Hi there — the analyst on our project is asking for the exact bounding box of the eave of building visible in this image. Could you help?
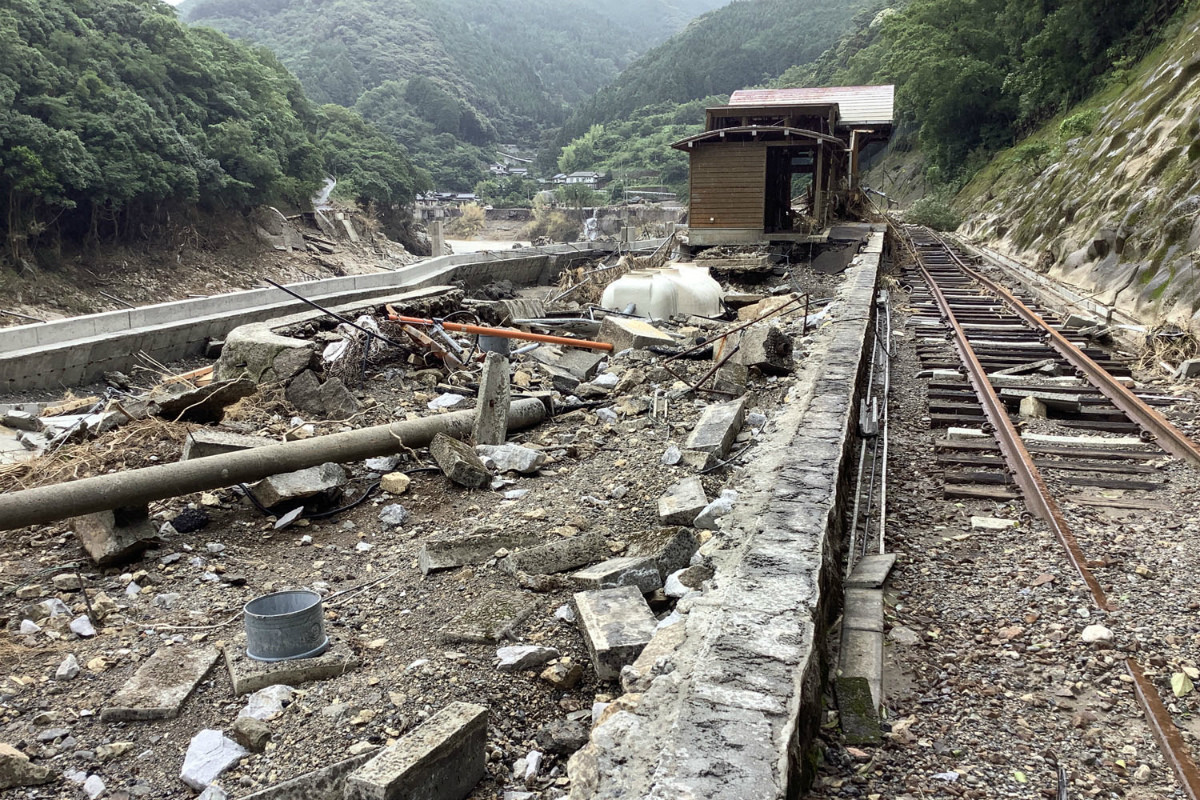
[669,126,845,151]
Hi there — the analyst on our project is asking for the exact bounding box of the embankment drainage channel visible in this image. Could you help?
[568,232,885,799]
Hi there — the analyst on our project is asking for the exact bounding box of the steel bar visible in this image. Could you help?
[263,279,410,350]
[0,399,548,531]
[388,311,613,352]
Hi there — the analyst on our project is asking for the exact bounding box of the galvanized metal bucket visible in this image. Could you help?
[477,334,511,357]
[243,590,329,662]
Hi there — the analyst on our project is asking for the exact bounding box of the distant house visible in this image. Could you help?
[508,167,530,177]
[671,84,895,245]
[564,171,605,189]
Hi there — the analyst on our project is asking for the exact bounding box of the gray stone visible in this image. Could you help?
[286,370,359,419]
[887,626,921,646]
[538,363,582,393]
[472,353,510,446]
[55,654,80,681]
[83,774,106,799]
[1019,395,1048,419]
[215,324,315,384]
[713,362,749,395]
[529,346,604,381]
[684,397,748,457]
[2,410,40,432]
[239,752,378,799]
[657,478,708,525]
[663,564,713,598]
[535,718,589,755]
[846,553,896,589]
[247,463,348,508]
[69,616,96,638]
[182,430,276,461]
[843,588,883,634]
[0,743,52,789]
[496,646,560,672]
[71,505,157,566]
[419,530,542,574]
[574,586,657,681]
[597,317,674,352]
[151,379,257,424]
[729,324,793,374]
[441,590,538,644]
[620,617,688,693]
[476,443,545,474]
[238,685,294,721]
[1177,358,1200,380]
[378,504,410,527]
[179,729,248,791]
[571,557,662,593]
[693,489,737,530]
[502,531,608,576]
[344,702,487,800]
[430,433,490,489]
[232,716,271,753]
[102,646,220,722]
[51,573,82,591]
[661,445,682,466]
[223,636,360,696]
[364,455,402,473]
[318,376,361,419]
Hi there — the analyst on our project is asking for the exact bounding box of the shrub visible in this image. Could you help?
[523,208,580,242]
[446,204,485,237]
[904,192,963,231]
[1059,109,1101,140]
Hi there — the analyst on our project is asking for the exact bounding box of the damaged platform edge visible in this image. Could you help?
[567,232,884,800]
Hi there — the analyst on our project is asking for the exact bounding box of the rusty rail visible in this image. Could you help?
[903,225,1200,800]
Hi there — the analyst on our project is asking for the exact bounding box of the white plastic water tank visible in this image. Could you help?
[600,264,722,318]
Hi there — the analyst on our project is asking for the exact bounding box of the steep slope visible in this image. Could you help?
[958,7,1200,330]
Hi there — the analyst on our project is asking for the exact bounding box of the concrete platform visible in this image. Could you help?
[224,635,360,696]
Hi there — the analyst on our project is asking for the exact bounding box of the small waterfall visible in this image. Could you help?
[313,177,337,210]
[584,216,600,241]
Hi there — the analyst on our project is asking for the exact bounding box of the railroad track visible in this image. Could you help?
[898,225,1200,799]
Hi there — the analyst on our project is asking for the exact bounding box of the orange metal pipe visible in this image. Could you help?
[386,312,613,352]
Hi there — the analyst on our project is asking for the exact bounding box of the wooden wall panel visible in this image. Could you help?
[688,142,766,229]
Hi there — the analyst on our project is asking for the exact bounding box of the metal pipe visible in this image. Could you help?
[0,399,547,531]
[388,311,613,352]
[879,290,892,555]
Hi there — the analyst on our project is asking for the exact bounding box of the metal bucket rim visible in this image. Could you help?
[243,589,323,621]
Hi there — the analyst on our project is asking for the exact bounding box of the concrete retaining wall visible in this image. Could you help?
[568,234,883,799]
[0,242,661,393]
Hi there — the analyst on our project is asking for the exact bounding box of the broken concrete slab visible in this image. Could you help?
[1,410,40,432]
[180,729,248,791]
[736,294,799,322]
[247,463,348,508]
[839,626,882,711]
[419,529,543,574]
[998,388,1083,412]
[684,396,748,458]
[476,443,545,474]
[657,477,708,525]
[1019,395,1048,419]
[441,590,538,644]
[728,324,793,374]
[496,646,560,672]
[574,586,657,681]
[970,516,1019,530]
[620,618,687,694]
[182,430,277,461]
[597,317,674,352]
[101,646,220,722]
[843,588,884,634]
[224,635,361,696]
[473,353,511,446]
[1177,358,1200,380]
[71,506,157,566]
[430,433,490,489]
[344,702,487,800]
[571,556,663,593]
[529,346,604,381]
[502,531,608,576]
[846,553,896,589]
[150,379,257,424]
[625,527,699,580]
[240,751,378,800]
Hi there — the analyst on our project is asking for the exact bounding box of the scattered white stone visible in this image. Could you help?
[355,541,373,553]
[55,654,80,681]
[83,774,105,799]
[380,472,411,495]
[299,535,313,546]
[476,444,547,474]
[153,593,181,609]
[427,393,466,411]
[888,626,921,646]
[19,619,41,635]
[932,771,960,783]
[378,504,409,527]
[496,646,560,672]
[746,411,768,429]
[503,489,529,501]
[197,784,229,800]
[35,598,71,618]
[125,582,141,597]
[406,659,430,672]
[65,769,88,784]
[364,455,401,473]
[179,729,248,791]
[69,616,97,638]
[554,604,575,623]
[206,542,226,554]
[1082,624,1113,644]
[238,684,295,721]
[595,408,618,424]
[693,489,737,530]
[503,792,537,800]
[663,570,691,599]
[661,445,682,466]
[524,750,543,783]
[592,372,620,388]
[591,702,610,725]
[970,516,1018,530]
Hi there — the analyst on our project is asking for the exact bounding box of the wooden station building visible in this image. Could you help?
[671,85,895,246]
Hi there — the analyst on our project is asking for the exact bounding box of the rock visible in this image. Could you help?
[214,323,314,384]
[153,592,181,609]
[419,529,542,574]
[0,742,52,789]
[1082,624,1113,643]
[238,684,294,721]
[529,346,604,381]
[540,660,583,690]
[378,504,410,527]
[657,477,708,525]
[693,489,737,530]
[888,626,921,646]
[427,393,467,411]
[573,586,657,681]
[476,443,546,474]
[71,505,157,566]
[55,654,80,681]
[70,616,97,638]
[83,774,106,799]
[1,409,40,432]
[318,376,361,419]
[172,507,210,533]
[150,379,257,424]
[472,352,511,446]
[286,370,360,419]
[95,741,133,761]
[661,445,682,466]
[571,557,663,593]
[18,620,40,635]
[1019,395,1048,419]
[430,433,490,489]
[501,531,609,576]
[247,462,348,508]
[663,565,713,598]
[496,645,561,672]
[597,317,674,352]
[179,729,248,791]
[365,455,402,473]
[232,716,271,753]
[728,324,793,374]
[51,573,83,591]
[535,719,589,755]
[25,598,70,621]
[380,472,412,495]
[197,786,229,800]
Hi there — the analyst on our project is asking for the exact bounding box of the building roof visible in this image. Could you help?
[727,85,895,127]
[670,125,845,151]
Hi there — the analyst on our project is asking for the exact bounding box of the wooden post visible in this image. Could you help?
[814,145,826,228]
[849,130,862,191]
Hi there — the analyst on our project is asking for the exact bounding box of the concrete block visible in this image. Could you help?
[846,554,896,589]
[101,646,219,721]
[684,396,748,457]
[503,531,608,576]
[1177,358,1200,380]
[838,626,882,710]
[843,588,883,633]
[345,702,487,800]
[571,556,663,593]
[970,516,1019,530]
[224,635,360,696]
[71,505,157,566]
[597,317,674,352]
[529,346,604,381]
[441,590,538,643]
[728,324,793,374]
[625,527,699,579]
[419,530,542,574]
[1,409,40,432]
[215,323,314,384]
[1019,395,1048,419]
[472,352,510,446]
[574,586,657,681]
[430,433,490,489]
[657,477,708,525]
[182,430,276,461]
[246,463,348,508]
[240,751,379,800]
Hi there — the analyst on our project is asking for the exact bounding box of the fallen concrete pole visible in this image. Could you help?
[0,398,547,531]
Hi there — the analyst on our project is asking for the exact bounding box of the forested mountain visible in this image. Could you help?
[0,0,424,265]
